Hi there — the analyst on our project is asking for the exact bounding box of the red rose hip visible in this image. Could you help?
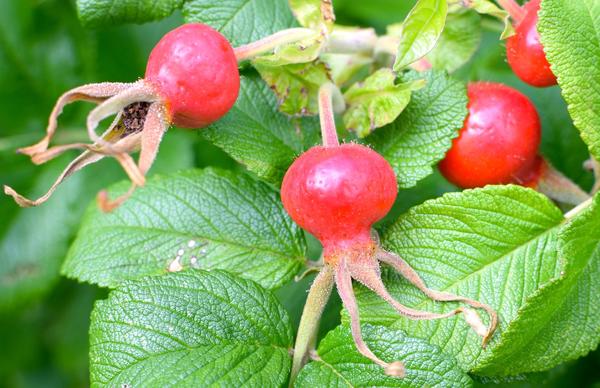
[506,0,557,87]
[439,82,542,188]
[282,143,497,377]
[5,23,240,211]
[145,23,239,128]
[281,143,397,256]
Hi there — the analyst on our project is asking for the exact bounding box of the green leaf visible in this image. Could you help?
[0,133,193,312]
[367,70,466,188]
[343,69,425,138]
[77,0,298,47]
[473,194,600,376]
[320,53,373,88]
[466,0,514,39]
[393,0,448,71]
[0,1,194,311]
[202,73,320,185]
[539,0,600,161]
[288,0,335,30]
[89,270,293,387]
[254,61,331,116]
[183,0,298,47]
[348,185,565,372]
[0,158,88,311]
[76,0,183,27]
[63,168,306,290]
[427,9,482,73]
[252,31,325,66]
[295,324,473,387]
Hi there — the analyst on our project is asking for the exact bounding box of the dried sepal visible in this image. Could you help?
[18,82,133,158]
[4,150,104,207]
[376,249,498,345]
[86,81,162,153]
[334,256,405,377]
[96,103,170,212]
[6,80,170,212]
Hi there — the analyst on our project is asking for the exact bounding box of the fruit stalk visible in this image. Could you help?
[233,28,316,62]
[318,82,341,147]
[497,0,526,23]
[536,160,590,206]
[289,266,335,386]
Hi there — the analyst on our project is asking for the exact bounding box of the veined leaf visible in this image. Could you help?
[367,70,466,188]
[393,0,448,71]
[348,185,565,371]
[77,0,298,48]
[252,31,325,66]
[0,133,194,311]
[466,0,514,39]
[253,61,331,116]
[202,73,320,185]
[320,53,373,88]
[427,9,482,73]
[474,194,600,375]
[183,0,298,46]
[89,270,293,387]
[76,0,183,27]
[63,168,306,290]
[539,0,600,161]
[288,0,335,31]
[343,69,425,138]
[295,324,473,387]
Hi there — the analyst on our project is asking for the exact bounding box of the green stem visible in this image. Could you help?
[289,265,335,386]
[233,28,315,62]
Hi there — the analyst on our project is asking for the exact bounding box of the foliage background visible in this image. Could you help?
[0,0,598,387]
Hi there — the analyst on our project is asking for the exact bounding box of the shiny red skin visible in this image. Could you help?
[145,23,240,128]
[281,144,397,256]
[506,0,557,87]
[439,82,541,188]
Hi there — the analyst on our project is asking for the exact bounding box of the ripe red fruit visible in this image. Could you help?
[506,0,557,87]
[5,23,240,211]
[282,143,497,376]
[439,82,542,188]
[145,23,240,128]
[281,143,397,257]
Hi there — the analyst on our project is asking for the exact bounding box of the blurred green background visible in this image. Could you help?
[0,0,597,387]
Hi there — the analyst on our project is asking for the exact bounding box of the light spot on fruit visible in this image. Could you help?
[188,240,196,248]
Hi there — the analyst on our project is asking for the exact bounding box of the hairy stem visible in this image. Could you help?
[536,160,590,206]
[233,28,315,62]
[318,83,341,147]
[497,0,526,24]
[289,265,335,386]
[564,196,594,220]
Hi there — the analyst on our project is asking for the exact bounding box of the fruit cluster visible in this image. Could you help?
[4,0,594,382]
